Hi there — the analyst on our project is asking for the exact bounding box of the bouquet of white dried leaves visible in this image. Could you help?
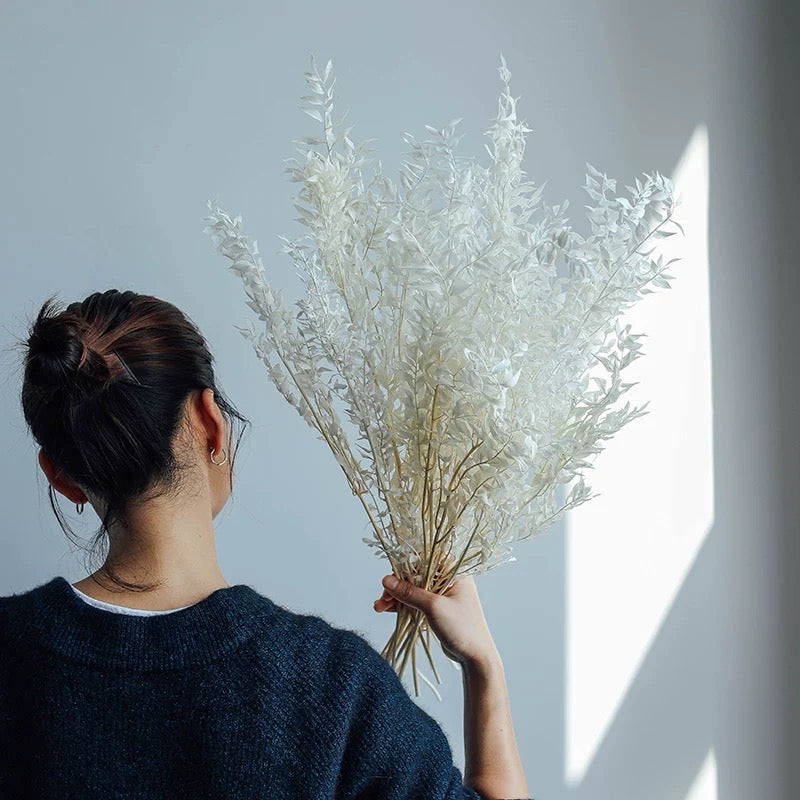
[204,54,684,698]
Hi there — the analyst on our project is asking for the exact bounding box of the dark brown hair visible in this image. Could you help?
[18,289,250,592]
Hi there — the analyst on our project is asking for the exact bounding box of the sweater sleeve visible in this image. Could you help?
[333,629,487,800]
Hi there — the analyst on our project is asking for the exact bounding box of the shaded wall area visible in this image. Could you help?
[766,2,800,799]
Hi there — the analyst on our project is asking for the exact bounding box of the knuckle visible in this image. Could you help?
[397,581,414,601]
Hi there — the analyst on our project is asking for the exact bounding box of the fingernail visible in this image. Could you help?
[384,575,399,590]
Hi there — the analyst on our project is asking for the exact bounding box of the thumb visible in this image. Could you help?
[382,574,435,614]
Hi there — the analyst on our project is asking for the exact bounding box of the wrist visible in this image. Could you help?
[461,644,503,678]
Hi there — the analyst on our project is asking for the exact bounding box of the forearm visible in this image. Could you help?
[461,645,530,800]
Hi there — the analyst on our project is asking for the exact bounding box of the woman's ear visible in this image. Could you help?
[198,387,227,458]
[38,449,86,504]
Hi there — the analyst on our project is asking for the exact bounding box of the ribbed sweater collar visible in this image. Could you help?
[13,576,276,671]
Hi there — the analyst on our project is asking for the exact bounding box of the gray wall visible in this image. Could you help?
[1,1,796,798]
[766,2,800,799]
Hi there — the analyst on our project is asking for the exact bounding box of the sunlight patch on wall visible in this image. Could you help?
[565,124,712,786]
[686,749,718,800]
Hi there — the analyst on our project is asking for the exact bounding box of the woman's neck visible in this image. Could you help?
[72,567,231,611]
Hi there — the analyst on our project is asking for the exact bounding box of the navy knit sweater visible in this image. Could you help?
[0,576,488,799]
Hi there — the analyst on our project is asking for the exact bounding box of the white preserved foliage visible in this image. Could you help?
[204,54,685,691]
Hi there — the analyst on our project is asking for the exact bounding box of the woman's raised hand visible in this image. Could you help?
[373,573,499,667]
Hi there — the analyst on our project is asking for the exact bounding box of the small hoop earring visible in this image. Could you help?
[210,447,228,466]
[76,502,85,515]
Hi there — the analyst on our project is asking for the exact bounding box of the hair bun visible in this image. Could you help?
[24,297,89,386]
[28,316,84,379]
